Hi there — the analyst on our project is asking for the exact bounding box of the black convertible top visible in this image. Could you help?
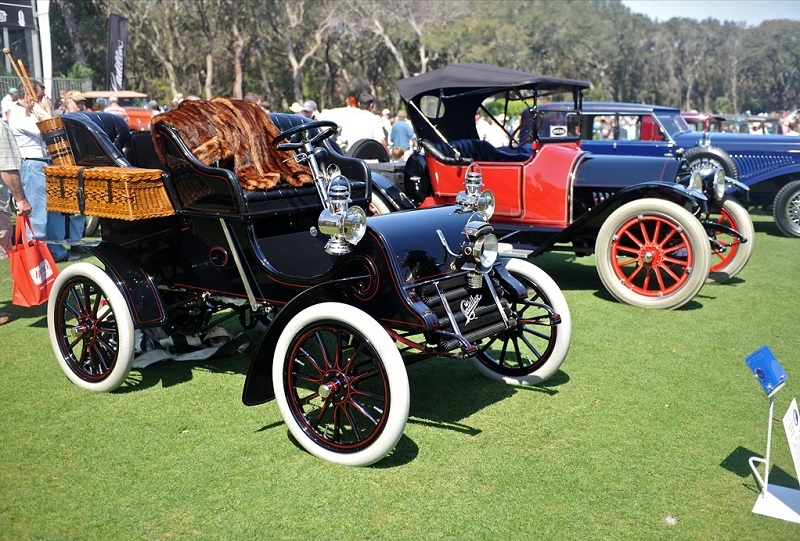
[396,63,590,101]
[396,63,589,142]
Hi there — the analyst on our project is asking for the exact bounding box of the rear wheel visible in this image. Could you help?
[595,198,710,309]
[47,263,135,392]
[773,180,800,238]
[273,303,409,466]
[471,259,571,385]
[369,191,393,215]
[706,197,754,282]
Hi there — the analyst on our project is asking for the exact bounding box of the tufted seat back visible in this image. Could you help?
[420,138,528,164]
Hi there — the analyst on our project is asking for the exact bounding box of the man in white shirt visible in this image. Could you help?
[1,87,18,122]
[8,87,82,262]
[339,93,388,152]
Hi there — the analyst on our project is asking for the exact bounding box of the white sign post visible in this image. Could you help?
[745,346,800,523]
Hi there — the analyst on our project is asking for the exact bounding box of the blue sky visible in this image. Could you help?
[621,0,800,25]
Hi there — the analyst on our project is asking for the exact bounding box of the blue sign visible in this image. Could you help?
[746,345,787,398]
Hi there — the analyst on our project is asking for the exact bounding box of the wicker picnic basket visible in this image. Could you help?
[45,165,175,220]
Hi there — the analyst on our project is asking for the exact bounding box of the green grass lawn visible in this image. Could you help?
[1,210,798,540]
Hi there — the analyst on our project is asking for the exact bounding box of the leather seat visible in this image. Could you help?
[421,138,527,163]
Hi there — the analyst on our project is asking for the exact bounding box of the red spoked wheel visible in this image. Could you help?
[595,199,710,309]
[706,197,754,282]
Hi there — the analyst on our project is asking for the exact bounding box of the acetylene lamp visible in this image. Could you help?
[459,219,499,289]
[456,163,496,219]
[318,175,367,255]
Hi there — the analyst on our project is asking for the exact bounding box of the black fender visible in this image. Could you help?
[241,276,362,406]
[370,171,416,211]
[88,242,168,327]
[581,181,707,224]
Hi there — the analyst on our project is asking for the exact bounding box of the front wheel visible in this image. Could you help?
[773,180,800,238]
[47,262,135,392]
[706,197,754,282]
[470,259,571,385]
[272,303,409,466]
[595,198,710,310]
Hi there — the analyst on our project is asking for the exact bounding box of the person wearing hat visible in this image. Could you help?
[290,101,303,114]
[301,100,318,120]
[1,87,18,123]
[64,90,87,113]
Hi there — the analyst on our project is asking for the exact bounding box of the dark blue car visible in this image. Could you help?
[539,101,800,237]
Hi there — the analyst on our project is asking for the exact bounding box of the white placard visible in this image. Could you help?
[782,398,800,487]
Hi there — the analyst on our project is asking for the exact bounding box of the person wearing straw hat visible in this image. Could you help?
[63,90,87,113]
[1,87,18,122]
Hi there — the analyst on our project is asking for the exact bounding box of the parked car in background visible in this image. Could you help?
[682,111,782,135]
[546,101,800,237]
[81,90,155,131]
[380,63,734,310]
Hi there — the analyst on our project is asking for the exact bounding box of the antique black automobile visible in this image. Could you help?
[45,102,571,466]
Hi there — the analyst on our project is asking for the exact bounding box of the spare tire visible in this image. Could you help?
[402,152,431,206]
[683,145,739,181]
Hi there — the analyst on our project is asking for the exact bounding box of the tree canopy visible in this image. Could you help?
[45,0,800,114]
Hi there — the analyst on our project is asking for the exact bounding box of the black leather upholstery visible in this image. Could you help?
[421,138,528,164]
[60,112,132,167]
[151,113,370,217]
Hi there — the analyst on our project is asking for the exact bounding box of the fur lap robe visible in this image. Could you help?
[151,98,312,190]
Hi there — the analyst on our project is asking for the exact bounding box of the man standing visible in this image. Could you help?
[339,93,388,152]
[2,87,18,122]
[0,116,32,324]
[7,86,78,263]
[390,109,416,160]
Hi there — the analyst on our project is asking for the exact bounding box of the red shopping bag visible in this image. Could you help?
[9,215,60,307]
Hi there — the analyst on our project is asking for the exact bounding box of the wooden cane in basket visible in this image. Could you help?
[4,48,70,164]
[2,48,36,101]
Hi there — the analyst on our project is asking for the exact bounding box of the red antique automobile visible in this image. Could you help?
[383,64,724,310]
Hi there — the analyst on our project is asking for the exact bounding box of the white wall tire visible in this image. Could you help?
[47,262,135,392]
[595,198,710,310]
[470,259,571,386]
[369,192,394,215]
[272,302,409,466]
[707,197,754,283]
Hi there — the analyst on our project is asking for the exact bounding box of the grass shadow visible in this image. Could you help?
[750,210,784,238]
[0,300,48,328]
[117,345,252,393]
[720,445,798,494]
[406,356,567,432]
